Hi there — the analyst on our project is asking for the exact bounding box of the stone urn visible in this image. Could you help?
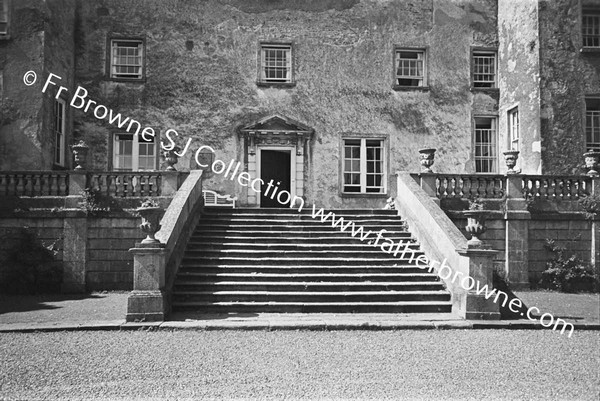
[583,150,600,177]
[136,199,163,245]
[418,148,436,173]
[71,140,90,170]
[163,146,181,171]
[503,150,520,174]
[464,210,487,248]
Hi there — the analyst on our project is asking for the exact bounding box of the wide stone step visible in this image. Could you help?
[185,243,418,251]
[187,236,416,245]
[199,216,405,223]
[183,249,421,259]
[171,301,452,313]
[173,281,445,292]
[173,290,451,303]
[191,231,411,239]
[196,224,408,232]
[176,272,440,282]
[180,256,425,266]
[203,208,398,216]
[178,265,429,274]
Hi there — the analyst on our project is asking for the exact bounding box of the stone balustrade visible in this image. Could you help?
[0,171,70,196]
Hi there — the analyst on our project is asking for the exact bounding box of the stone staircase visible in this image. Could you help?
[171,208,452,313]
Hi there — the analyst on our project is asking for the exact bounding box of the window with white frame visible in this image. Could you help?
[508,107,519,152]
[395,49,426,87]
[582,10,600,48]
[0,0,8,35]
[474,117,498,173]
[343,138,386,194]
[113,133,156,171]
[586,98,600,151]
[259,44,292,84]
[54,98,66,166]
[110,39,144,80]
[472,51,497,88]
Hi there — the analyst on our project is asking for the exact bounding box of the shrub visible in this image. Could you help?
[578,193,600,220]
[79,188,110,216]
[0,228,62,294]
[538,239,599,293]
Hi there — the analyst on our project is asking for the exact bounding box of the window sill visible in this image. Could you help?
[392,85,429,92]
[470,87,499,96]
[106,77,146,83]
[581,47,600,54]
[0,34,11,40]
[256,81,296,88]
[340,193,388,198]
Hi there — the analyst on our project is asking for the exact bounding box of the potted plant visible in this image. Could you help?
[136,198,163,245]
[464,197,487,248]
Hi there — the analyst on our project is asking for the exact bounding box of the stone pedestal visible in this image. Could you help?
[457,248,500,320]
[419,173,440,206]
[160,171,179,196]
[504,174,531,289]
[126,245,167,322]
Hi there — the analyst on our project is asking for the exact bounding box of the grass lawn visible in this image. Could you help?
[514,290,600,321]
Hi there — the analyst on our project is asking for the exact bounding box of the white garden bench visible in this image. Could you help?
[202,189,237,208]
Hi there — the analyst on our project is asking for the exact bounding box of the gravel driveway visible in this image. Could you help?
[1,330,598,400]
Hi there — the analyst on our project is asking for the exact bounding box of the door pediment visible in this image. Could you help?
[238,115,314,155]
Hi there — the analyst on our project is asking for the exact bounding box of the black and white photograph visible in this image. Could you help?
[0,0,599,399]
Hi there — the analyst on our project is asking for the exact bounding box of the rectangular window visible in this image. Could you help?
[54,98,66,166]
[472,51,497,88]
[582,11,600,48]
[474,117,498,173]
[395,49,426,87]
[343,138,386,194]
[508,107,519,151]
[0,0,8,35]
[110,39,144,80]
[586,99,600,151]
[259,44,292,84]
[113,133,156,171]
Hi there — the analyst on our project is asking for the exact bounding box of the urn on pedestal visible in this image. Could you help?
[163,146,181,171]
[583,150,600,177]
[136,198,163,245]
[418,148,436,173]
[71,141,90,170]
[503,150,520,174]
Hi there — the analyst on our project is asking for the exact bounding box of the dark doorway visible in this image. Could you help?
[260,149,291,208]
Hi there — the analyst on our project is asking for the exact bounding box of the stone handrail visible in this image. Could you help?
[522,175,591,200]
[126,170,204,321]
[396,171,499,320]
[156,169,204,288]
[0,171,70,196]
[436,174,505,199]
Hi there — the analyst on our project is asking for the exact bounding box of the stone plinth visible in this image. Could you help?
[126,244,167,322]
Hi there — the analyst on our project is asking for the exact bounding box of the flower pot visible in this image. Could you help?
[71,141,90,170]
[583,150,600,177]
[163,146,181,171]
[503,150,520,174]
[464,210,487,248]
[418,148,436,173]
[136,206,163,244]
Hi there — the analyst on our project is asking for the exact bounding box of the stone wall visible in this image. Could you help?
[72,0,498,208]
[0,0,75,170]
[449,210,596,287]
[498,0,541,174]
[0,208,155,292]
[538,0,600,174]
